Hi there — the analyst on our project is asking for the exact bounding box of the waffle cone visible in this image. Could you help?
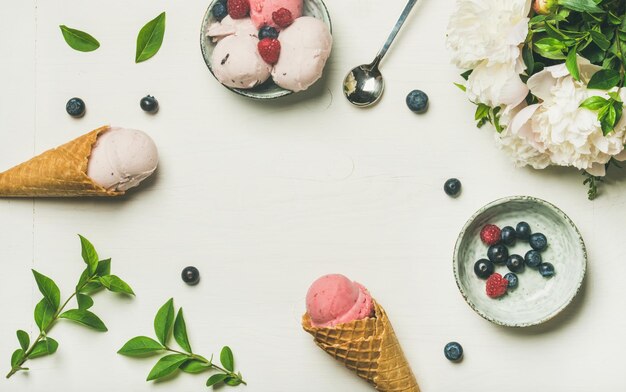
[0,126,123,197]
[302,300,419,392]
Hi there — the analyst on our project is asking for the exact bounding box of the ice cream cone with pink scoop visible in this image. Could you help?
[0,126,158,197]
[302,274,420,392]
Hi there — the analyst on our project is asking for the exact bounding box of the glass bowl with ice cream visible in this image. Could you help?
[200,0,332,99]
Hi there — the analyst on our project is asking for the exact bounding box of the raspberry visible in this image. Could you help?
[480,224,501,246]
[227,0,249,19]
[272,8,294,28]
[486,273,508,298]
[257,38,281,64]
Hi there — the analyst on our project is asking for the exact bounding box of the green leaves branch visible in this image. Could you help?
[118,298,246,388]
[6,235,134,379]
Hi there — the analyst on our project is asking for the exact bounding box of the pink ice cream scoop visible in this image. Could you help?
[249,0,303,29]
[306,274,374,328]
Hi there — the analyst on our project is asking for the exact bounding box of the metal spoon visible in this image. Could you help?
[343,0,419,107]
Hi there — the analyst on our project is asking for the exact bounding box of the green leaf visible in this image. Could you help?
[557,0,603,13]
[99,275,135,295]
[566,47,580,81]
[34,298,56,331]
[78,235,99,275]
[588,69,621,90]
[475,104,490,121]
[608,91,623,102]
[81,281,103,294]
[77,293,94,310]
[180,359,211,374]
[173,308,192,353]
[16,330,30,351]
[136,12,166,63]
[220,346,234,372]
[453,82,466,92]
[118,336,165,357]
[146,354,188,381]
[28,337,59,359]
[76,268,91,291]
[225,376,242,386]
[96,259,111,276]
[580,96,609,110]
[32,270,60,309]
[154,298,175,346]
[59,309,108,332]
[460,69,472,80]
[522,44,535,75]
[11,349,24,367]
[206,373,229,387]
[59,25,100,52]
[590,31,611,51]
[534,38,567,60]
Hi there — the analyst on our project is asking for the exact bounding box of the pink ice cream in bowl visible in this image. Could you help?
[306,274,374,327]
[200,0,332,99]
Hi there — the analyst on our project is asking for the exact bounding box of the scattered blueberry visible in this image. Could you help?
[529,233,548,251]
[515,222,531,241]
[539,263,555,277]
[181,266,200,285]
[487,244,509,264]
[524,250,542,268]
[212,1,228,20]
[500,226,516,246]
[504,272,518,288]
[444,342,463,361]
[406,90,429,113]
[444,178,461,197]
[506,254,525,273]
[259,26,279,40]
[140,95,159,113]
[66,97,86,118]
[474,259,495,279]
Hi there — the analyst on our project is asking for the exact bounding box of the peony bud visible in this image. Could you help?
[533,0,556,15]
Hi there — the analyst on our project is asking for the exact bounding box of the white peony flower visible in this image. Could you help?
[446,0,531,70]
[466,61,529,107]
[507,56,626,174]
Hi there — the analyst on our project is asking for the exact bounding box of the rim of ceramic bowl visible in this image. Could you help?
[199,0,332,100]
[452,195,587,328]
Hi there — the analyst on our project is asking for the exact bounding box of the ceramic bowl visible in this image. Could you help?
[453,196,587,327]
[200,0,332,99]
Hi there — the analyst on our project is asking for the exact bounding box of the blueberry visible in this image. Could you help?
[444,342,463,361]
[500,226,516,246]
[529,233,548,251]
[181,266,200,285]
[515,222,531,241]
[506,254,525,272]
[259,26,279,40]
[140,95,159,113]
[487,244,509,264]
[444,178,461,197]
[504,272,518,288]
[524,250,542,268]
[474,259,495,279]
[539,263,555,277]
[212,1,228,20]
[406,90,429,113]
[66,97,86,118]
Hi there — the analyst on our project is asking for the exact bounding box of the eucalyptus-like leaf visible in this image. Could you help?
[136,12,166,63]
[59,25,100,52]
[34,298,56,331]
[154,298,175,345]
[96,259,112,276]
[28,337,59,359]
[146,354,188,381]
[11,349,24,367]
[179,359,210,374]
[59,309,108,332]
[588,69,621,90]
[173,308,192,353]
[220,346,234,372]
[99,275,135,296]
[32,270,60,309]
[206,373,229,387]
[118,336,165,357]
[16,330,30,351]
[79,235,99,275]
[77,293,94,310]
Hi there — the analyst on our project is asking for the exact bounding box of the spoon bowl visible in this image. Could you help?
[343,63,384,107]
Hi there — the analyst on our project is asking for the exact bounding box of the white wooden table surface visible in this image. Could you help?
[1,0,626,391]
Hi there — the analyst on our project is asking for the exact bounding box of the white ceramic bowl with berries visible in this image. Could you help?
[200,0,332,99]
[453,196,587,327]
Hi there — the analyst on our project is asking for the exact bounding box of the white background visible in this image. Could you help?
[1,0,626,391]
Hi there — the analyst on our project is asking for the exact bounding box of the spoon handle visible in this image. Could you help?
[374,0,419,65]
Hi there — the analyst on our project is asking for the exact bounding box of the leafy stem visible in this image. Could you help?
[164,347,247,385]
